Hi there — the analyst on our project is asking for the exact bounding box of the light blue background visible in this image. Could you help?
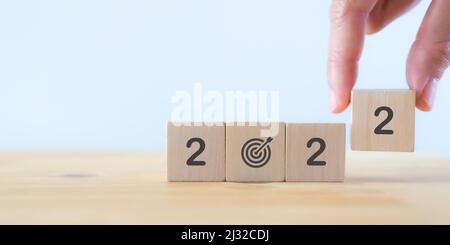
[0,0,448,154]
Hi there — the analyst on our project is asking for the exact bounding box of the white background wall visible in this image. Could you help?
[0,0,448,154]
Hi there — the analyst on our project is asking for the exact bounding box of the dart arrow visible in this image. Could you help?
[255,137,273,154]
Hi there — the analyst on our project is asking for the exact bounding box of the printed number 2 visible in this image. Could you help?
[307,138,326,166]
[186,137,206,166]
[374,106,394,135]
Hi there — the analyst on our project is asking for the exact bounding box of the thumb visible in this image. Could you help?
[406,0,450,111]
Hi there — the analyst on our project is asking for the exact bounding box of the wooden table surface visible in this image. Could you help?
[0,151,449,224]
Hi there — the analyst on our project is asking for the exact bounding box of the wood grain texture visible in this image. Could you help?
[1,151,450,224]
[351,90,415,152]
[167,122,225,181]
[226,123,285,182]
[286,123,345,182]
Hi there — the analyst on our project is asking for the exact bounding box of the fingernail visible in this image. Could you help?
[329,90,338,112]
[422,80,438,109]
[410,71,430,94]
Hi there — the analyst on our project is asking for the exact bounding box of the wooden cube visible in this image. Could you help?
[351,90,415,152]
[226,122,286,182]
[167,122,225,181]
[286,123,346,182]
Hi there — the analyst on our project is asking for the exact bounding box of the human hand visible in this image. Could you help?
[328,0,450,113]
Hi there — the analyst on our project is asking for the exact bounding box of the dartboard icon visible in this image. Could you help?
[241,137,273,168]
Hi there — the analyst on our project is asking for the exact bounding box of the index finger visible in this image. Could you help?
[328,0,378,113]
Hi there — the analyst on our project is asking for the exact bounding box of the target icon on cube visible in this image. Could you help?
[241,137,273,168]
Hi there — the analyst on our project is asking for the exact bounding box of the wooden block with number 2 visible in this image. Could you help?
[351,90,415,152]
[286,123,346,182]
[167,122,225,181]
